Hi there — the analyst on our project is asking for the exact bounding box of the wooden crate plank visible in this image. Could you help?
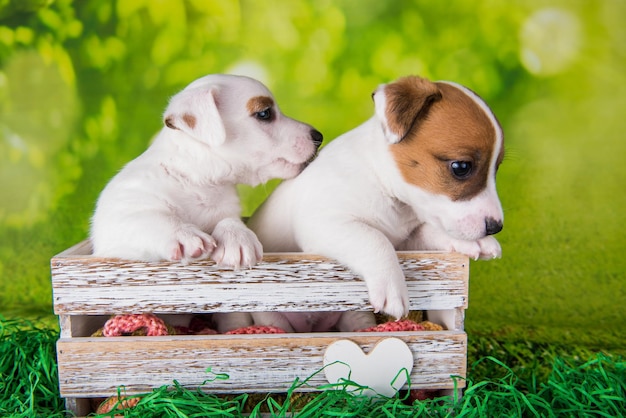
[57,332,467,397]
[51,246,468,315]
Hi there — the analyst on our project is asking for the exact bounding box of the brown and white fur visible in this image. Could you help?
[246,75,504,330]
[90,74,322,269]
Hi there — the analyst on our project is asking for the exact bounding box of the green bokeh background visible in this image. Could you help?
[0,0,624,349]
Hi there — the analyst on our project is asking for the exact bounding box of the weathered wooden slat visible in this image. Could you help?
[51,241,468,315]
[57,331,467,397]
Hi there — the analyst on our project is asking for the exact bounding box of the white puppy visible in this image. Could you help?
[248,75,504,326]
[91,74,322,269]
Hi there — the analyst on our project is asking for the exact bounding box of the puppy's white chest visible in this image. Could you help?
[372,198,418,246]
[173,185,240,230]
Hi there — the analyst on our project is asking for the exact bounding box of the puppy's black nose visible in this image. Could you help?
[485,217,503,235]
[310,129,323,148]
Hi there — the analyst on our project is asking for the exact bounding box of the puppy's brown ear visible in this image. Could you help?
[373,76,441,144]
[163,88,226,146]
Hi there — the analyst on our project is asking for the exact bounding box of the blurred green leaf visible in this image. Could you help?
[0,0,53,20]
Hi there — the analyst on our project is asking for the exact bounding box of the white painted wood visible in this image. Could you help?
[426,308,466,332]
[63,397,91,417]
[51,241,468,315]
[57,331,467,397]
[59,314,110,338]
[323,337,414,397]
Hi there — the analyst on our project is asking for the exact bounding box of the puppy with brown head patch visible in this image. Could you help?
[91,74,323,268]
[248,75,503,326]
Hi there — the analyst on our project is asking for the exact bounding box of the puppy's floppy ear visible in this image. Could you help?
[373,76,442,144]
[163,88,226,146]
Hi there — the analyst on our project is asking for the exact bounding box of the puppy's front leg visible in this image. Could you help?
[211,218,263,269]
[401,223,501,260]
[299,222,409,320]
[250,312,296,332]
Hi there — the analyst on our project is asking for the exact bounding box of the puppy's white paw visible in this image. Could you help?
[211,218,263,269]
[367,272,409,320]
[477,236,502,260]
[170,224,216,261]
[449,239,482,260]
[450,236,501,260]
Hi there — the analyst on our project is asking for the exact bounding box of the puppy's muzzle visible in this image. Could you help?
[310,129,323,149]
[485,217,503,235]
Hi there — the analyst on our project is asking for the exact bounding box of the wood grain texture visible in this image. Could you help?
[57,331,467,397]
[52,240,470,406]
[51,240,469,315]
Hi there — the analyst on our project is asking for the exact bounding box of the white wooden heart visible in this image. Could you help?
[323,338,414,397]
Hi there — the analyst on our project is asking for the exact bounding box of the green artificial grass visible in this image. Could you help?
[2,317,624,417]
[0,317,65,418]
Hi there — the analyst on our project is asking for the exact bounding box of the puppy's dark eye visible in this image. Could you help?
[450,161,472,179]
[255,108,272,121]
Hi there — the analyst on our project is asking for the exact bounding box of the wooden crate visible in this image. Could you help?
[52,240,469,415]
